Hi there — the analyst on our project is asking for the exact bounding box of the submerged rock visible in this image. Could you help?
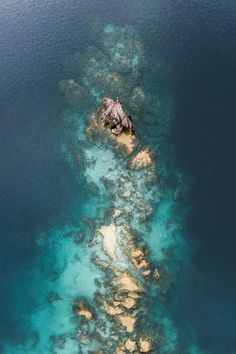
[103,24,145,79]
[59,79,91,110]
[129,86,147,112]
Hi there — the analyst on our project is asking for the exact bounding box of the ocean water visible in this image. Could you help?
[1,1,236,353]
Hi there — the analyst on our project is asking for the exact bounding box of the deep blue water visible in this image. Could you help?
[1,1,236,353]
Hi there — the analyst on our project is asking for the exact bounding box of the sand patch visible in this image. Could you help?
[115,131,136,154]
[98,224,117,260]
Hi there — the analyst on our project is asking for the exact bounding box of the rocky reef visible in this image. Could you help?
[3,24,200,354]
[55,24,201,354]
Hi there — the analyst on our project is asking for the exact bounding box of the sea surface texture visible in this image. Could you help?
[1,1,236,354]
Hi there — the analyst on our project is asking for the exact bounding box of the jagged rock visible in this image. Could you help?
[100,97,135,136]
[130,249,149,270]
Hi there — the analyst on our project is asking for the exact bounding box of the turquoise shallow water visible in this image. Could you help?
[2,23,199,354]
[1,1,236,353]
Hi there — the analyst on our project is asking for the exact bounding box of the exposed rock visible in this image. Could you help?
[130,248,149,269]
[125,338,138,352]
[100,97,135,136]
[74,298,94,320]
[120,296,137,309]
[104,302,124,316]
[138,336,153,352]
[117,314,137,333]
[129,148,153,170]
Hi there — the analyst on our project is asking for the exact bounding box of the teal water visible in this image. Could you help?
[1,1,236,353]
[2,23,199,354]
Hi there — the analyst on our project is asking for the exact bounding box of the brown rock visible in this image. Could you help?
[138,337,153,352]
[74,299,93,320]
[112,272,144,293]
[129,148,153,169]
[130,249,149,270]
[125,338,138,352]
[118,314,137,333]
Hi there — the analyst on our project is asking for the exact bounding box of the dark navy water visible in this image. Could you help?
[1,1,236,353]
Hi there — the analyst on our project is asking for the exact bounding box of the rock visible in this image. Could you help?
[59,79,91,110]
[129,148,153,170]
[74,298,94,320]
[123,190,132,198]
[130,248,149,269]
[104,303,124,316]
[125,339,138,352]
[113,209,122,218]
[153,268,161,280]
[118,314,137,333]
[138,336,153,352]
[112,272,144,293]
[120,296,137,309]
[129,87,146,112]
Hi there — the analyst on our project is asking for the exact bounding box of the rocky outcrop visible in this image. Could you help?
[74,298,94,320]
[100,97,135,136]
